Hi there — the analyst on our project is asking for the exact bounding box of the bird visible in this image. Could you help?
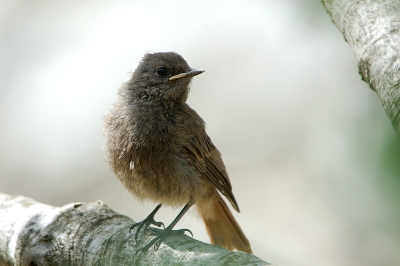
[103,51,252,254]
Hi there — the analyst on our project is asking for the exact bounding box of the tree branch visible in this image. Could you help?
[321,0,400,135]
[0,193,270,266]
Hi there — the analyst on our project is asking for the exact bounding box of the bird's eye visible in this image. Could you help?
[156,67,168,77]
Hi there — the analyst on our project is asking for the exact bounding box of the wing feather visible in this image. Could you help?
[183,135,240,212]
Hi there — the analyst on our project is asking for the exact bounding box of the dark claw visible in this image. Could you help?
[135,227,194,253]
[177,228,193,237]
[129,217,165,243]
[153,220,165,229]
[144,220,164,232]
[133,203,194,253]
[134,222,145,243]
[129,222,139,234]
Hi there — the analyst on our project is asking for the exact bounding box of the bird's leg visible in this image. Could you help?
[130,204,164,243]
[137,203,194,253]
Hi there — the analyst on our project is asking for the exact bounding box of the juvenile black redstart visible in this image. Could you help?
[104,52,252,253]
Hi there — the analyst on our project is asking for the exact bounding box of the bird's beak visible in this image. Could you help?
[169,68,205,81]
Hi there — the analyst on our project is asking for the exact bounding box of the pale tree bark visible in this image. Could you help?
[0,193,269,266]
[321,0,400,136]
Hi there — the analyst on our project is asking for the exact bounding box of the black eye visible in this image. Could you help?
[156,67,168,77]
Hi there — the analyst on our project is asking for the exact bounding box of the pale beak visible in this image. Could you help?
[169,68,205,81]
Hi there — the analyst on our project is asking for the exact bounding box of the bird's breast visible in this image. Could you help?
[119,104,210,205]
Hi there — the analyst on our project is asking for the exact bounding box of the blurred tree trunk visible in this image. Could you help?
[321,0,400,136]
[0,193,269,266]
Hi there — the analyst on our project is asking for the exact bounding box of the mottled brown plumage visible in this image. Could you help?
[103,52,252,253]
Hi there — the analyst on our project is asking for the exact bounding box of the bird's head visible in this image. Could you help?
[129,52,204,103]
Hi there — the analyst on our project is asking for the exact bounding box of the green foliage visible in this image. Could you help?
[379,132,400,204]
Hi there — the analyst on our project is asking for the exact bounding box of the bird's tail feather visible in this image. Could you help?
[200,193,252,254]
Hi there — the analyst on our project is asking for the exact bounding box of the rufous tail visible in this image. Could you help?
[200,194,252,254]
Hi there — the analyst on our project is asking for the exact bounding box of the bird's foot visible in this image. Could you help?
[130,215,165,243]
[136,227,193,253]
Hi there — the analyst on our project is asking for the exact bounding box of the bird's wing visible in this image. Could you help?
[183,134,240,212]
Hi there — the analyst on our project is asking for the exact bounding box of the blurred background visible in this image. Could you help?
[1,0,400,265]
